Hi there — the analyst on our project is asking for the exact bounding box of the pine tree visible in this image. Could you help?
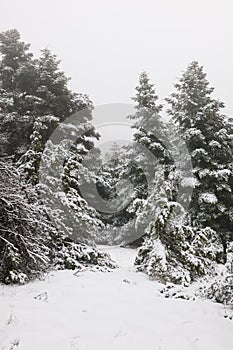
[0,29,34,93]
[128,72,173,214]
[166,61,233,257]
[37,117,103,245]
[17,117,44,185]
[128,72,171,164]
[35,48,92,122]
[0,31,102,241]
[0,29,37,157]
[133,67,225,285]
[122,72,173,246]
[0,30,94,159]
[0,30,116,277]
[135,167,222,285]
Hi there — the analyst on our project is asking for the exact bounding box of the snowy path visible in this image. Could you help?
[0,246,233,350]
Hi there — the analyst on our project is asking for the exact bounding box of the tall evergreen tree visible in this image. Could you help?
[132,68,225,284]
[0,29,34,93]
[135,167,222,285]
[166,61,233,255]
[121,72,173,246]
[0,29,94,159]
[0,29,37,157]
[128,72,171,164]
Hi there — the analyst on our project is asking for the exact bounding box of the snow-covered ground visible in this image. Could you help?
[0,246,232,350]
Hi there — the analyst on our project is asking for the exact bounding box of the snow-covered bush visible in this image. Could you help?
[48,231,117,271]
[135,209,222,286]
[157,243,233,310]
[0,161,50,284]
[205,277,233,305]
[203,243,233,305]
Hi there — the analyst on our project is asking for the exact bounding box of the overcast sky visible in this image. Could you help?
[1,0,233,117]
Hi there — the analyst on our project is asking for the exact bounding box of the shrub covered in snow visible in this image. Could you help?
[135,211,222,286]
[203,243,233,305]
[204,277,233,305]
[0,161,50,284]
[0,160,116,284]
[49,231,117,271]
[158,243,233,310]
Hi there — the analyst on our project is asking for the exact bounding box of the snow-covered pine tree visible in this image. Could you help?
[38,132,117,270]
[0,30,116,275]
[2,29,104,245]
[128,71,171,164]
[61,145,104,245]
[0,29,37,158]
[18,103,108,250]
[166,61,233,259]
[16,121,116,272]
[135,167,222,285]
[0,30,94,160]
[123,72,173,246]
[34,48,92,143]
[17,117,44,185]
[131,69,223,285]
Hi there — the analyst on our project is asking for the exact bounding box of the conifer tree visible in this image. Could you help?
[133,68,225,284]
[0,30,95,159]
[135,166,222,285]
[128,72,171,164]
[166,61,233,256]
[0,29,37,157]
[123,72,173,246]
[17,117,44,185]
[0,30,116,277]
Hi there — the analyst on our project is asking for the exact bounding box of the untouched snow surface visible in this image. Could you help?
[0,246,232,350]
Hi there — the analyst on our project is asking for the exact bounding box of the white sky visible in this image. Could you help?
[0,0,233,116]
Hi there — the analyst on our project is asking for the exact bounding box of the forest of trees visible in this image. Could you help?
[0,29,232,304]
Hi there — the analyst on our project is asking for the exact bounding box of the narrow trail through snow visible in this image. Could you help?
[0,246,232,350]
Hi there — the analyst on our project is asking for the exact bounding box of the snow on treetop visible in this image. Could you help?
[199,192,218,204]
[181,176,199,188]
